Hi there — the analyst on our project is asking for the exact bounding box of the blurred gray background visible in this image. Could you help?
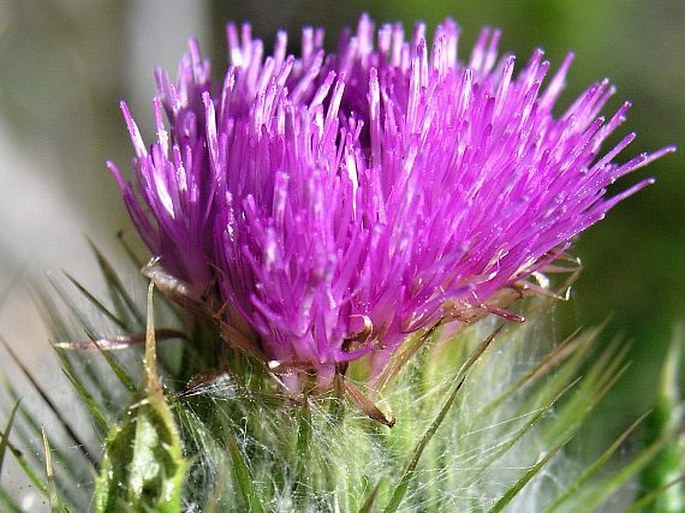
[0,0,683,457]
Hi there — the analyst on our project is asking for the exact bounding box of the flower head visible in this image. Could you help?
[110,15,673,389]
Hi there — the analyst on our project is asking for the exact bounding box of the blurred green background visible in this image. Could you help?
[0,0,682,453]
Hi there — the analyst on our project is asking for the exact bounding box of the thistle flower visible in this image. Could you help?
[109,14,673,389]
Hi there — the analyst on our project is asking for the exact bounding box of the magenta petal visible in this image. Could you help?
[112,15,673,388]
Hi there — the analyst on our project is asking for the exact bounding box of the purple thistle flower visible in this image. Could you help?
[110,14,673,389]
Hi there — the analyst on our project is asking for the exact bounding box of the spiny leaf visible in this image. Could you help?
[343,378,395,427]
[224,424,265,513]
[94,282,186,513]
[375,321,441,392]
[46,276,122,408]
[541,340,631,447]
[59,365,109,435]
[560,427,681,513]
[625,475,685,513]
[460,377,579,489]
[63,272,129,330]
[202,462,230,513]
[88,339,137,394]
[477,327,586,419]
[381,324,503,513]
[4,436,48,497]
[0,358,94,509]
[42,427,64,513]
[292,397,313,508]
[143,282,161,393]
[487,438,570,513]
[358,479,382,513]
[516,327,600,419]
[0,337,98,467]
[53,328,185,395]
[0,488,23,513]
[0,385,49,498]
[0,401,21,478]
[543,412,649,512]
[117,228,146,269]
[88,239,146,330]
[0,382,50,501]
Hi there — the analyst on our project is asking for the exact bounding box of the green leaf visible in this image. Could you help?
[94,283,186,513]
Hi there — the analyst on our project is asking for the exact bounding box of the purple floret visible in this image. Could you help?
[109,14,673,389]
